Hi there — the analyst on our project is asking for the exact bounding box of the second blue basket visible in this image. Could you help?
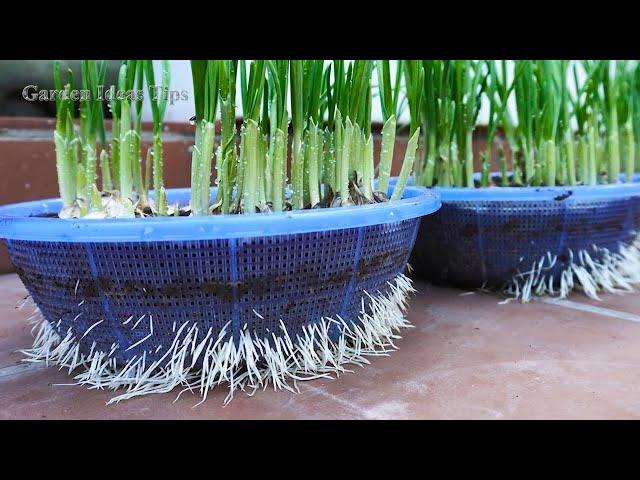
[410,176,640,299]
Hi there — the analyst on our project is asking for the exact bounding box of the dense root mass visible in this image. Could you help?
[504,235,640,302]
[20,274,415,405]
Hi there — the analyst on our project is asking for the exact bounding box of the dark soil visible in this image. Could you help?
[18,254,389,306]
[553,191,573,201]
[29,212,59,218]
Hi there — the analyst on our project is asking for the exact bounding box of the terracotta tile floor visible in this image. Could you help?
[1,272,639,419]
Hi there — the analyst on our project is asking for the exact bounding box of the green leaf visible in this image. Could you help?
[191,60,207,121]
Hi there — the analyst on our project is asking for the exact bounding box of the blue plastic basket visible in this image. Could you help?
[409,175,640,290]
[0,186,440,364]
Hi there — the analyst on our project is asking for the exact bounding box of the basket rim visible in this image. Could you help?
[0,186,440,243]
[432,173,640,201]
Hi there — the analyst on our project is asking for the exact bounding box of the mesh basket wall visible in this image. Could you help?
[410,195,640,288]
[6,218,420,363]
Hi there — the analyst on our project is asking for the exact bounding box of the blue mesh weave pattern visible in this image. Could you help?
[6,219,420,362]
[411,195,640,288]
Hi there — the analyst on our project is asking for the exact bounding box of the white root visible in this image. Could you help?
[20,274,416,406]
[505,235,640,303]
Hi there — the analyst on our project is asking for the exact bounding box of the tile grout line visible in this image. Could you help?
[0,362,46,380]
[301,383,374,419]
[538,297,640,323]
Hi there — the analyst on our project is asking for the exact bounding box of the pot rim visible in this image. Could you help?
[0,186,440,243]
[428,173,640,201]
